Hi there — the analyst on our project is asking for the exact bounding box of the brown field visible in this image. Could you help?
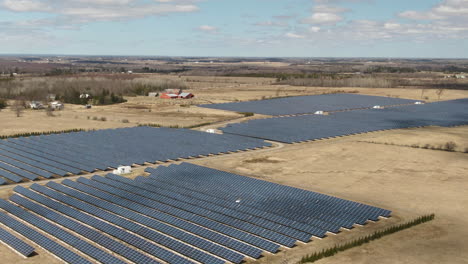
[0,75,467,264]
[192,126,468,264]
[2,74,468,137]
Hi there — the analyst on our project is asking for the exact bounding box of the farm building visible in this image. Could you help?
[179,92,194,99]
[49,101,64,110]
[148,92,159,97]
[160,93,179,99]
[29,101,44,109]
[113,166,132,175]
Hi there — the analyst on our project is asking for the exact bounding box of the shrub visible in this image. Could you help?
[100,117,107,122]
[444,141,457,152]
[0,98,7,110]
[0,129,86,139]
[92,116,98,120]
[299,214,435,263]
[238,112,254,117]
[122,119,130,123]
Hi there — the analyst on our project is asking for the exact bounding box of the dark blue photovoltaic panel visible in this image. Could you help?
[46,181,240,264]
[221,99,468,143]
[27,184,198,264]
[200,93,418,116]
[0,162,392,263]
[9,194,158,264]
[147,163,391,228]
[81,176,280,253]
[0,127,270,184]
[13,186,160,264]
[78,175,296,247]
[0,199,124,264]
[0,226,35,257]
[0,210,91,264]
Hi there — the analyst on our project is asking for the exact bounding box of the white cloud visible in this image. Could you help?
[301,4,349,25]
[398,0,468,20]
[302,12,343,24]
[254,21,288,27]
[1,0,200,23]
[197,25,219,34]
[285,32,305,39]
[2,0,51,12]
[309,26,321,32]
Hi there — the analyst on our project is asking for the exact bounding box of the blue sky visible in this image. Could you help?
[1,0,467,57]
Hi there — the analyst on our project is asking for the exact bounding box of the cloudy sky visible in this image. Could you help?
[1,0,467,57]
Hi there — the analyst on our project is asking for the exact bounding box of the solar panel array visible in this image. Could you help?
[0,163,390,263]
[221,99,468,143]
[0,226,35,257]
[199,93,419,116]
[0,126,270,185]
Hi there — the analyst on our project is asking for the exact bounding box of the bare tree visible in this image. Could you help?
[11,97,26,117]
[420,87,426,99]
[45,105,55,117]
[436,88,445,101]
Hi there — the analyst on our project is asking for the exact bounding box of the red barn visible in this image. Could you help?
[160,93,179,99]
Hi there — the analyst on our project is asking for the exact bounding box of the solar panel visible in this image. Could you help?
[0,210,91,264]
[0,199,124,264]
[200,93,419,116]
[47,180,242,264]
[148,163,391,225]
[13,186,161,264]
[27,184,198,264]
[78,175,296,247]
[0,127,270,185]
[77,176,280,253]
[221,99,468,143]
[0,162,392,263]
[0,226,35,257]
[63,178,254,261]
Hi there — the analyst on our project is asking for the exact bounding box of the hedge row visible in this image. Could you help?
[0,128,87,139]
[299,214,435,263]
[138,122,215,129]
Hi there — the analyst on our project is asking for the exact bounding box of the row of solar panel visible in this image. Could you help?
[221,99,468,143]
[199,93,419,116]
[0,226,35,258]
[0,163,390,263]
[145,163,391,230]
[0,126,271,185]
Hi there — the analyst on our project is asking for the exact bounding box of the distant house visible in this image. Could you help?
[455,74,466,79]
[50,101,64,110]
[30,101,44,110]
[148,92,159,97]
[80,93,92,99]
[160,93,179,99]
[179,92,194,99]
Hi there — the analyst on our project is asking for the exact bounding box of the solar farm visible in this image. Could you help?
[0,93,466,264]
[199,94,419,116]
[0,163,390,264]
[221,99,468,143]
[0,127,270,185]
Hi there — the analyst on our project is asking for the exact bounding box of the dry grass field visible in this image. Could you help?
[192,126,468,264]
[0,75,467,264]
[2,74,468,137]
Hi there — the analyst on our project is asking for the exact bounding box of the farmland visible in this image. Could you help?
[0,57,467,264]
